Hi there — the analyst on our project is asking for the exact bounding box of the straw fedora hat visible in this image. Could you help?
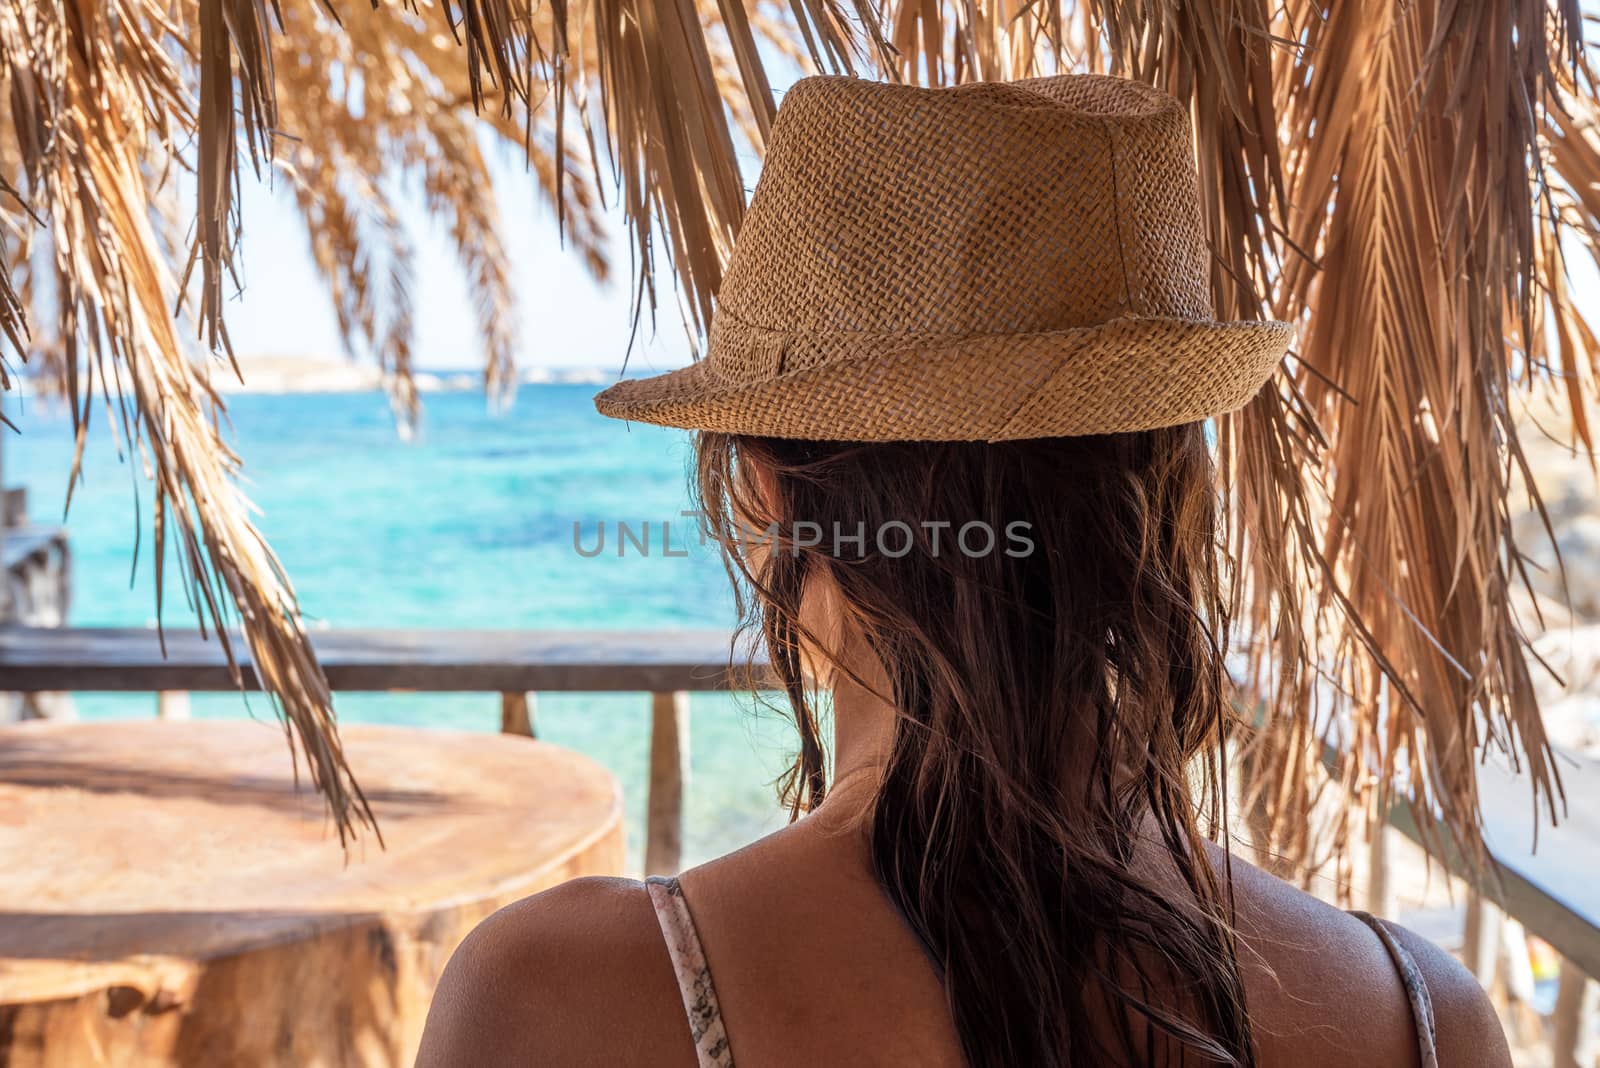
[595,74,1291,441]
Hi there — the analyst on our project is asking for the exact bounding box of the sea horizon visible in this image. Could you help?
[9,385,796,873]
[5,352,689,401]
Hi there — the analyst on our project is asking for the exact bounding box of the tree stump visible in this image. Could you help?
[0,720,623,1066]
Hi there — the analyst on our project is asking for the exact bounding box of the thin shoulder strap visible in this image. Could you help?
[646,876,736,1068]
[1348,910,1438,1068]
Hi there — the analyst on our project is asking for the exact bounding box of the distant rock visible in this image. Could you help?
[521,366,615,386]
[1511,393,1600,754]
[211,354,382,395]
[550,367,608,385]
[1512,397,1600,619]
[1540,695,1600,753]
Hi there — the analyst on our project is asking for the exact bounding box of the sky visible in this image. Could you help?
[223,150,701,375]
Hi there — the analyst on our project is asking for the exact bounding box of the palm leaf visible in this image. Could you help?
[1,0,1596,865]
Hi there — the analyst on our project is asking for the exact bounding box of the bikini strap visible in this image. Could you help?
[646,876,736,1068]
[644,882,1430,1067]
[1348,910,1439,1068]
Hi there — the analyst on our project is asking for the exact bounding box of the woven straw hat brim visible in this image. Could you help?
[595,315,1291,441]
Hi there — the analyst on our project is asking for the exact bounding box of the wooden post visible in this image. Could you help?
[1463,891,1504,994]
[0,388,6,524]
[499,692,536,737]
[1554,960,1598,1068]
[1366,815,1396,920]
[1499,917,1539,1044]
[157,691,190,720]
[645,691,690,876]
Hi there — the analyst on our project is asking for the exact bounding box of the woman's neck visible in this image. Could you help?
[814,639,1120,825]
[814,659,898,823]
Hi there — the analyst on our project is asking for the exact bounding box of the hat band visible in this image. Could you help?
[704,307,1262,389]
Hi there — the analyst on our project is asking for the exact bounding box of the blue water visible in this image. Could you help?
[7,386,798,870]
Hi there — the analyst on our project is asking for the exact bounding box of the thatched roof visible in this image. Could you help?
[1,1,1597,863]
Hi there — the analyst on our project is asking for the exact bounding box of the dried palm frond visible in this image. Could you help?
[2,0,1596,867]
[0,179,28,393]
[0,0,373,841]
[1239,0,1578,876]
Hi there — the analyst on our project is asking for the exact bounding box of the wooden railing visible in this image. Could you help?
[1372,751,1600,1065]
[2,624,1598,1061]
[0,625,758,876]
[1286,705,1600,1064]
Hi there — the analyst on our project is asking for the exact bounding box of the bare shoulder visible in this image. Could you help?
[1388,919,1513,1068]
[1209,844,1510,1067]
[1204,849,1418,1064]
[416,876,695,1067]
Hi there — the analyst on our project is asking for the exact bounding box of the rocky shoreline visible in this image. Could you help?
[1512,394,1600,757]
[203,354,621,394]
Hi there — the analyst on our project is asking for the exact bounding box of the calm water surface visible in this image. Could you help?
[10,386,798,870]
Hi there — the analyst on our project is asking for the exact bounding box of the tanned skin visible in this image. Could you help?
[419,578,1510,1068]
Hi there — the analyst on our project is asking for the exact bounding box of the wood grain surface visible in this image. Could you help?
[0,720,624,1066]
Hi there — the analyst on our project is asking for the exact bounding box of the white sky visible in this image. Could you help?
[223,153,701,375]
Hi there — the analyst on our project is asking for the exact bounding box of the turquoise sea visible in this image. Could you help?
[8,385,798,871]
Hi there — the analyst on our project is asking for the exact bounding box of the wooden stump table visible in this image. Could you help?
[0,720,624,1067]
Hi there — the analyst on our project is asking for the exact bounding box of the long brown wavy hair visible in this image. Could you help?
[695,425,1253,1067]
